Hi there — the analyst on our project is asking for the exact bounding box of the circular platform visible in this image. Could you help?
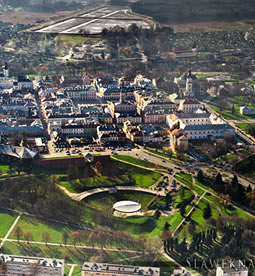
[113,200,141,213]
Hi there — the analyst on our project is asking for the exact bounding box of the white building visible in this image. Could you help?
[178,98,202,113]
[216,260,248,276]
[240,106,255,115]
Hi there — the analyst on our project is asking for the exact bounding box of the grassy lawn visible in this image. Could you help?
[196,73,217,79]
[178,173,192,182]
[10,216,79,244]
[0,209,17,237]
[173,189,194,209]
[113,155,161,169]
[194,177,214,192]
[59,35,99,45]
[125,212,183,238]
[209,96,255,121]
[204,193,253,219]
[44,155,81,160]
[59,160,162,192]
[206,168,217,173]
[2,241,140,265]
[84,191,165,212]
[175,176,204,196]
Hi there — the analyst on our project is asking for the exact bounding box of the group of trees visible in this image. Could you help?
[197,170,254,210]
[162,215,255,268]
[0,175,85,225]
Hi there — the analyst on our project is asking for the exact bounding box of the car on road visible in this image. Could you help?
[162,160,166,163]
[144,158,148,161]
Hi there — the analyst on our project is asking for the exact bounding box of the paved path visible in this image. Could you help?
[58,157,168,201]
[0,214,21,249]
[68,264,75,276]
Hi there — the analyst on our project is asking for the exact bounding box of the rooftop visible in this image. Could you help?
[82,262,160,275]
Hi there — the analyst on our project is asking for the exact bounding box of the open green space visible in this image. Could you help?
[178,173,192,182]
[84,191,165,212]
[59,159,162,193]
[204,193,253,218]
[209,95,255,121]
[175,175,204,196]
[196,73,217,79]
[113,155,161,169]
[2,241,140,265]
[0,209,17,237]
[10,216,78,244]
[59,35,99,45]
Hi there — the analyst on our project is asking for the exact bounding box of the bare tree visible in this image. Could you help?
[41,231,50,246]
[14,226,23,243]
[62,231,69,247]
[24,231,33,244]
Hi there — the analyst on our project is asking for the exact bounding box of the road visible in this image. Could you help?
[41,143,254,189]
[204,102,255,145]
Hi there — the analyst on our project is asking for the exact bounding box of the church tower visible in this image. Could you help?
[184,70,194,97]
[3,62,8,77]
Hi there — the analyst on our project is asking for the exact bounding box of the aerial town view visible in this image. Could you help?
[0,0,255,275]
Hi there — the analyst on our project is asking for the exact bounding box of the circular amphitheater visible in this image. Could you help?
[113,200,141,213]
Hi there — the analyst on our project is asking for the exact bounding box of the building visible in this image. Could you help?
[0,255,64,276]
[178,98,202,113]
[65,85,97,100]
[240,106,255,115]
[0,145,39,162]
[216,260,248,276]
[17,76,33,91]
[168,112,235,151]
[115,112,142,124]
[81,262,160,276]
[174,70,200,97]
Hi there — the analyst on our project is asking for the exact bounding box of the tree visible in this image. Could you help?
[231,104,235,114]
[62,231,69,247]
[14,226,23,242]
[214,172,225,193]
[67,164,80,181]
[95,161,103,175]
[24,231,33,244]
[165,193,172,208]
[71,231,82,247]
[203,203,212,219]
[197,169,204,182]
[188,221,196,236]
[41,231,50,246]
[164,221,170,230]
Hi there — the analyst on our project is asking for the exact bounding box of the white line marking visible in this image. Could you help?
[60,10,123,34]
[36,18,75,32]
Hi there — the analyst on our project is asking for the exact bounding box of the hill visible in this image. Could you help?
[110,0,255,25]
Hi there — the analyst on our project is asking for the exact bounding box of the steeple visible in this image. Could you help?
[3,62,8,77]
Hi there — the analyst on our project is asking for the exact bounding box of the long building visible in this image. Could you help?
[81,262,160,276]
[0,255,64,276]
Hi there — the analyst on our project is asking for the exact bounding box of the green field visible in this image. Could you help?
[59,35,99,45]
[113,155,161,169]
[59,159,162,192]
[209,96,255,121]
[10,216,78,244]
[0,209,17,237]
[2,241,140,265]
